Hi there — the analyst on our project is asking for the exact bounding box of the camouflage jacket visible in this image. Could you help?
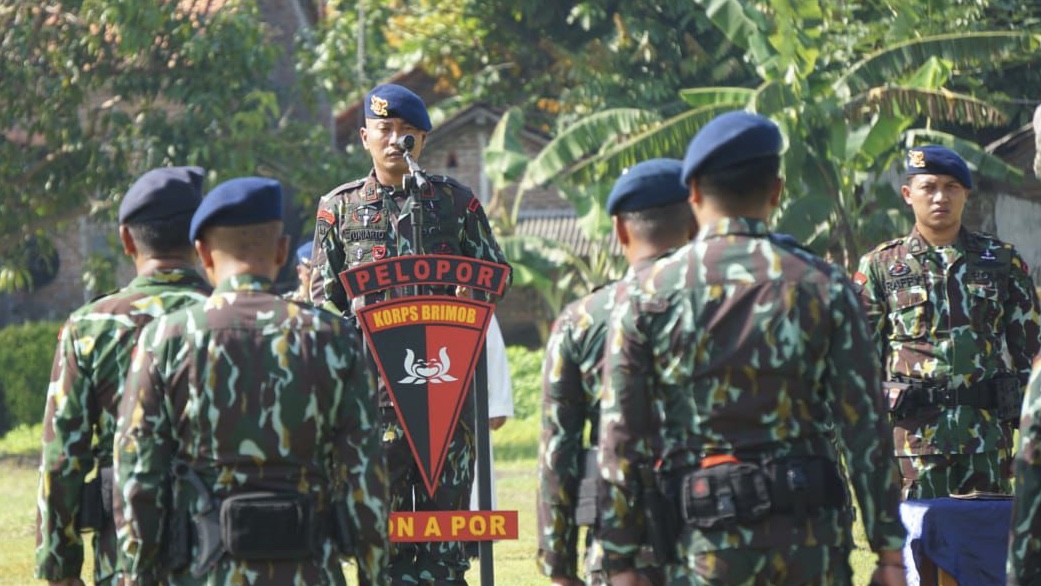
[537,283,615,578]
[309,170,511,315]
[113,275,389,586]
[598,218,905,573]
[1008,354,1041,585]
[36,268,211,582]
[856,226,1041,456]
[537,259,665,578]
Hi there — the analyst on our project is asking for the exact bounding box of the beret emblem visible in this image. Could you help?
[370,95,388,117]
[908,149,926,168]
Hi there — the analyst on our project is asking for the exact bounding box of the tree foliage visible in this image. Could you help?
[0,0,343,292]
[555,1,1041,269]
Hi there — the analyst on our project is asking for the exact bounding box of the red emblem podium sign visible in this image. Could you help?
[339,255,511,501]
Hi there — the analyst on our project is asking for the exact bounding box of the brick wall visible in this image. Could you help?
[0,218,121,327]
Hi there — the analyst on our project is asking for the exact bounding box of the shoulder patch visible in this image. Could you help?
[319,177,366,201]
[875,237,904,253]
[467,198,482,213]
[317,208,336,225]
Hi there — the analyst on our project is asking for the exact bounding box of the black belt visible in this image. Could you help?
[904,376,1018,410]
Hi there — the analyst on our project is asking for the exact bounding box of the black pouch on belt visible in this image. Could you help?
[680,457,771,529]
[219,492,317,560]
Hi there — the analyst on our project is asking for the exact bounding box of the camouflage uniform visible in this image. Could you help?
[1008,353,1041,585]
[36,268,211,585]
[600,219,906,584]
[856,226,1041,499]
[113,275,389,586]
[538,263,665,585]
[310,170,509,585]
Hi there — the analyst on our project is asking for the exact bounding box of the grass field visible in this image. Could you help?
[1,421,878,585]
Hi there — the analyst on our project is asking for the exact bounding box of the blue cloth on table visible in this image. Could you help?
[900,498,1012,586]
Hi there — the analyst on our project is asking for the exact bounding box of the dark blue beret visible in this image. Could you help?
[296,241,313,265]
[905,145,973,189]
[189,177,283,241]
[770,232,801,248]
[364,84,432,131]
[118,166,205,224]
[607,159,687,215]
[681,111,783,186]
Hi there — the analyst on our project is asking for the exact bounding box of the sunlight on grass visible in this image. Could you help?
[0,423,43,457]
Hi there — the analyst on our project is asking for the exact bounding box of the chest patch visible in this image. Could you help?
[352,205,383,226]
[888,261,912,277]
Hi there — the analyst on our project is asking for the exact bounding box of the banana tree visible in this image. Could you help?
[483,106,661,337]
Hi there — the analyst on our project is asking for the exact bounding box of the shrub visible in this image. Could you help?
[506,345,543,422]
[0,320,61,436]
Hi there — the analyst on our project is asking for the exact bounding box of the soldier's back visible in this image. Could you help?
[641,218,868,551]
[145,277,376,585]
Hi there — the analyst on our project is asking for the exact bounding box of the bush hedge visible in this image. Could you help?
[505,345,543,421]
[0,321,61,436]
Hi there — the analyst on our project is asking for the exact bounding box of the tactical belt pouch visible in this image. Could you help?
[163,502,191,573]
[574,448,599,527]
[639,465,679,564]
[76,466,112,533]
[991,377,1023,421]
[762,456,847,515]
[680,459,770,529]
[679,457,845,529]
[219,492,316,560]
[330,499,355,558]
[883,382,911,420]
[76,475,103,532]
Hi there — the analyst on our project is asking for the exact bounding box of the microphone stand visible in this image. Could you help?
[399,138,430,295]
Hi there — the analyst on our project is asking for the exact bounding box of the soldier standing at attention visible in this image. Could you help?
[309,83,510,585]
[599,111,907,586]
[854,145,1041,500]
[537,159,695,586]
[35,167,211,586]
[113,177,389,585]
[1008,354,1041,585]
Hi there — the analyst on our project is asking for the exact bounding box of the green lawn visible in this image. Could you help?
[2,420,877,585]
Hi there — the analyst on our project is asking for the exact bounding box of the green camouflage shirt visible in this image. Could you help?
[113,275,389,585]
[1008,353,1041,585]
[309,170,510,316]
[36,268,211,582]
[537,282,616,578]
[599,218,905,573]
[855,226,1041,456]
[537,260,662,578]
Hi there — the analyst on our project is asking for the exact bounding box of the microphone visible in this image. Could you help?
[394,134,429,195]
[394,134,415,153]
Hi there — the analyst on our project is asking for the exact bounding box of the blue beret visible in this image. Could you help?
[770,232,801,248]
[607,159,688,215]
[681,111,783,186]
[364,84,432,131]
[905,145,973,189]
[189,177,283,241]
[296,241,313,265]
[118,166,205,224]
